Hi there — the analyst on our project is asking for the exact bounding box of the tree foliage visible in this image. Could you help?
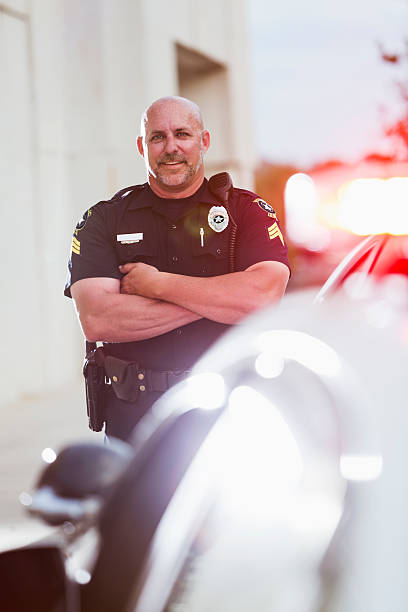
[379,40,408,159]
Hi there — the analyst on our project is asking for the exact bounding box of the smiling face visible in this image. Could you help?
[137,97,210,198]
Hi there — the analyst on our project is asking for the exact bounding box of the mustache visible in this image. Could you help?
[158,155,186,164]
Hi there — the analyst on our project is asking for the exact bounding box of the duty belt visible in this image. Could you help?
[103,355,191,402]
[131,368,192,392]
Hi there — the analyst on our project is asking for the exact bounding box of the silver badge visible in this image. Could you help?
[208,206,229,233]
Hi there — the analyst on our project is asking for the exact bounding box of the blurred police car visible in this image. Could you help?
[3,266,408,612]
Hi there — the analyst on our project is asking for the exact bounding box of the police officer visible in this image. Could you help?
[65,96,290,441]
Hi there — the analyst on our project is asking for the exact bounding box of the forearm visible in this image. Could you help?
[145,262,289,324]
[72,281,201,342]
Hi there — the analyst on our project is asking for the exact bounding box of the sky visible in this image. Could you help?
[246,0,408,168]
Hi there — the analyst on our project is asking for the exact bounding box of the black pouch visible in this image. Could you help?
[83,343,106,431]
[104,356,141,402]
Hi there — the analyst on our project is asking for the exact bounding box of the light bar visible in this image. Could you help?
[336,177,408,236]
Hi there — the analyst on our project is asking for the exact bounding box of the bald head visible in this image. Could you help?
[140,96,204,136]
[137,95,210,198]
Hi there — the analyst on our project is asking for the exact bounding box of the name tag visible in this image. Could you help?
[117,233,143,244]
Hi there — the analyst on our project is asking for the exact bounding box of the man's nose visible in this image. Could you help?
[164,134,179,153]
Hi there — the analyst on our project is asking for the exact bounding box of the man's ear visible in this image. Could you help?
[201,130,210,153]
[137,136,144,157]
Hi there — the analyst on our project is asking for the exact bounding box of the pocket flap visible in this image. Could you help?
[104,356,140,402]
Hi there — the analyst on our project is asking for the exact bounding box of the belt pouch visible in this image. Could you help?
[104,356,141,402]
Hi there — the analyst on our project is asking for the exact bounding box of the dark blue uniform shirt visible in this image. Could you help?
[65,178,290,370]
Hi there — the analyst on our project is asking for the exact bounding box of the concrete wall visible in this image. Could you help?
[0,0,255,406]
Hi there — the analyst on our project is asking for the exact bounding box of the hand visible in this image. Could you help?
[119,262,161,297]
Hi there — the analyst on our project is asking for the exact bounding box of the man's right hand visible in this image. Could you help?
[119,262,160,296]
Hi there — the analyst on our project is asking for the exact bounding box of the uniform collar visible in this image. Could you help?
[127,178,218,212]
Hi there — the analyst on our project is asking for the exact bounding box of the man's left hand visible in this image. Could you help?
[120,262,161,297]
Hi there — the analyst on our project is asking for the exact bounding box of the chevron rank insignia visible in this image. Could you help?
[267,222,284,246]
[71,236,81,255]
[253,198,277,218]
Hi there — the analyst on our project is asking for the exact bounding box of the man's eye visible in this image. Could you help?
[176,131,190,138]
[150,134,164,141]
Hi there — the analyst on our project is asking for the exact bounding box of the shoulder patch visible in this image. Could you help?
[253,198,277,219]
[75,208,92,232]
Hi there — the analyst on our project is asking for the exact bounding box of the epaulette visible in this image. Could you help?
[233,186,258,199]
[110,184,146,201]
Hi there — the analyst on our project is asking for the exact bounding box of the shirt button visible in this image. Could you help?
[171,224,177,230]
[172,255,179,262]
[216,248,222,255]
[176,329,183,335]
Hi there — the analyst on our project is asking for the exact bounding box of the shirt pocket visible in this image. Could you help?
[191,230,230,276]
[115,235,158,266]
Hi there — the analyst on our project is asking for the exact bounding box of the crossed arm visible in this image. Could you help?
[71,260,289,343]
